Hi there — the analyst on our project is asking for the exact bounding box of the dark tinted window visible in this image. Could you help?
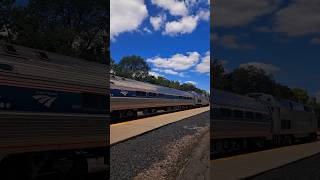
[0,63,14,71]
[136,91,146,97]
[148,92,157,97]
[245,111,254,119]
[82,93,107,113]
[233,110,243,119]
[281,119,291,129]
[220,108,232,117]
[255,113,263,120]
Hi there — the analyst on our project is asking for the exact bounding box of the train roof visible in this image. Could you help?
[212,90,268,112]
[247,93,314,112]
[110,75,194,97]
[0,43,108,88]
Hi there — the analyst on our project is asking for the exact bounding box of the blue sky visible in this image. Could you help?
[213,0,320,99]
[110,0,210,92]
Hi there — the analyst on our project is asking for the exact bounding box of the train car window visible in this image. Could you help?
[213,108,221,118]
[148,92,157,97]
[304,106,313,112]
[269,106,274,112]
[233,110,243,119]
[245,111,254,119]
[281,119,291,129]
[220,108,232,117]
[82,93,107,113]
[289,102,293,110]
[0,63,14,71]
[255,113,263,120]
[136,91,146,97]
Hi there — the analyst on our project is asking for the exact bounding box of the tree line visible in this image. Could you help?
[0,0,109,64]
[211,59,320,114]
[111,55,208,95]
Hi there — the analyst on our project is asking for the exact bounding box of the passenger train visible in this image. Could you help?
[110,74,209,119]
[211,90,318,156]
[0,43,108,179]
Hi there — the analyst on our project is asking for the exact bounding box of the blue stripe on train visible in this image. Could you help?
[110,89,191,99]
[0,85,107,114]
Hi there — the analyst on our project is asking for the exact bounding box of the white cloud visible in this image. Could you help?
[164,15,198,36]
[148,51,209,78]
[274,0,320,37]
[152,68,185,77]
[163,69,179,75]
[110,0,148,40]
[163,9,209,36]
[148,71,161,78]
[220,35,255,50]
[214,0,279,27]
[197,10,210,21]
[150,0,209,36]
[185,81,197,85]
[143,27,152,34]
[147,52,200,71]
[195,52,210,73]
[151,0,188,16]
[150,14,166,30]
[239,62,280,74]
[310,37,320,44]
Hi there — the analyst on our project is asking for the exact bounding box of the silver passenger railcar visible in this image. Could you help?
[211,90,318,156]
[211,90,271,155]
[0,43,108,178]
[110,75,196,118]
[248,93,318,145]
[189,91,210,107]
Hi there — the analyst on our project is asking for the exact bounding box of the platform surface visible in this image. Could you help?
[211,140,320,180]
[110,107,210,145]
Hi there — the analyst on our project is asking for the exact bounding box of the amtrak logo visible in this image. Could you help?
[33,95,57,108]
[120,90,128,96]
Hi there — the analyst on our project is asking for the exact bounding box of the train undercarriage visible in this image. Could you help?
[0,148,107,180]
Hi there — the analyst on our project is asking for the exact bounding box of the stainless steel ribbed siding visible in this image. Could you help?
[0,43,109,153]
[0,112,108,154]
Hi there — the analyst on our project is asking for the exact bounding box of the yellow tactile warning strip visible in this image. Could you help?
[110,107,209,145]
[211,140,320,180]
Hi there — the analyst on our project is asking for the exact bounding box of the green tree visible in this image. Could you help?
[211,59,226,89]
[291,88,309,104]
[0,0,15,41]
[110,58,117,73]
[225,65,275,95]
[116,55,150,80]
[215,65,296,100]
[1,0,109,64]
[113,56,208,94]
